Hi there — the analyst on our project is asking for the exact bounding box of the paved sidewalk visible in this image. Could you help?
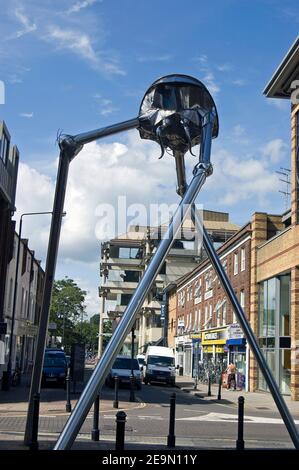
[175,376,299,416]
[0,367,140,417]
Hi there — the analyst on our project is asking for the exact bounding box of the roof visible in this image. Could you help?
[263,36,299,98]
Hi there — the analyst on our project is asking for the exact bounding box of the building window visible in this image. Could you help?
[8,278,13,311]
[258,274,291,394]
[222,302,227,325]
[241,248,245,271]
[240,290,245,309]
[0,129,10,164]
[205,305,208,323]
[233,253,238,275]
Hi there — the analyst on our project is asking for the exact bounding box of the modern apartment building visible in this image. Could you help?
[99,210,239,355]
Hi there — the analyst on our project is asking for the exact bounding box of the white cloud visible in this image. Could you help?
[217,63,232,72]
[66,0,98,15]
[137,54,173,63]
[260,139,288,164]
[3,2,126,77]
[8,7,37,39]
[232,79,246,86]
[266,99,290,110]
[231,124,249,144]
[14,131,177,266]
[93,94,118,116]
[19,112,34,118]
[46,25,126,75]
[203,72,220,95]
[205,147,281,207]
[47,26,98,64]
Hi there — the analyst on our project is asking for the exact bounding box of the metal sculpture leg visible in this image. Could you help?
[191,206,299,449]
[53,122,214,450]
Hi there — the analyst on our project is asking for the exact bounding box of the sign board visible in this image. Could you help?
[160,303,167,321]
[48,323,57,330]
[202,328,227,345]
[70,343,85,383]
[228,323,244,340]
[0,322,7,335]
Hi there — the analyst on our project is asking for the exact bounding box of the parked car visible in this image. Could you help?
[106,355,142,390]
[42,348,67,388]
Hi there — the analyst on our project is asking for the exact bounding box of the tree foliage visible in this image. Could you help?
[49,278,87,353]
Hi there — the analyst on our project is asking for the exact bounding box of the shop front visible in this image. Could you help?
[190,334,202,378]
[201,327,228,366]
[226,323,247,389]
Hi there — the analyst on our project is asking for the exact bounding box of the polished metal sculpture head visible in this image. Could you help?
[138,74,219,158]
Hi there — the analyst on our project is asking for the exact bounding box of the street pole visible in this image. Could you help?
[98,292,106,359]
[2,211,52,391]
[130,326,135,402]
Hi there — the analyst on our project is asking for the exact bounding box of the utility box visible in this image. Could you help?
[70,343,85,384]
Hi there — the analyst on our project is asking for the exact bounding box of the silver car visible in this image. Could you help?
[106,355,142,390]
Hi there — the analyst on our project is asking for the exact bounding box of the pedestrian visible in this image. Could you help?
[226,361,237,390]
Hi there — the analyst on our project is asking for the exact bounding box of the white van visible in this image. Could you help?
[143,346,175,386]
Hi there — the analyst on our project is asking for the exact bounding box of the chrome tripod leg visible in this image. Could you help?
[53,147,213,449]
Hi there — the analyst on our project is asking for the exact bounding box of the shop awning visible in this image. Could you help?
[226,338,246,346]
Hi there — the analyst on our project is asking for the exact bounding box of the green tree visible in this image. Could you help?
[49,278,87,353]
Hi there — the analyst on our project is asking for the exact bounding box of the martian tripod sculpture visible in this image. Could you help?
[24,75,299,450]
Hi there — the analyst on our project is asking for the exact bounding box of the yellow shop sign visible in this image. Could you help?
[202,328,227,345]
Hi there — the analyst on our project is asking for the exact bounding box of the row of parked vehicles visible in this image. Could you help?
[106,346,176,389]
[41,346,176,389]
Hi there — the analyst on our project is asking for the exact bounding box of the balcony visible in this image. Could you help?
[104,280,138,294]
[102,257,144,270]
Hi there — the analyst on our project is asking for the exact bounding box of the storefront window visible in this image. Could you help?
[279,274,290,336]
[258,273,291,394]
[280,349,291,394]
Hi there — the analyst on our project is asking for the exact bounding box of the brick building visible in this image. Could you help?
[170,223,251,384]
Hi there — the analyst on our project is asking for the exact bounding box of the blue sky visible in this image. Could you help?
[0,0,298,316]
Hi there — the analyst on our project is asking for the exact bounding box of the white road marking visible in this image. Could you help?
[177,412,299,424]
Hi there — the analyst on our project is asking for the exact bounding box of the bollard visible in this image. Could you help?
[207,374,212,396]
[167,392,176,448]
[115,411,126,451]
[236,396,245,450]
[129,374,135,402]
[113,376,119,409]
[217,373,222,400]
[66,371,72,412]
[91,394,100,441]
[29,393,40,451]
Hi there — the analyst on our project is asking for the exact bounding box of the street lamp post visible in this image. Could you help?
[129,326,136,402]
[1,211,53,391]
